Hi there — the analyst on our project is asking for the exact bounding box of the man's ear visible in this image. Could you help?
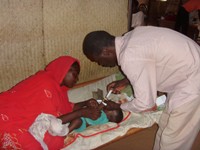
[101,47,113,56]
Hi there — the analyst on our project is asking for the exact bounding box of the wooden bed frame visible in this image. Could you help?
[95,127,146,149]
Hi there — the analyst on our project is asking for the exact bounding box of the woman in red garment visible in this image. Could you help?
[0,56,100,150]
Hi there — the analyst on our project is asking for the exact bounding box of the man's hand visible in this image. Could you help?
[142,105,157,112]
[117,98,128,104]
[81,107,101,120]
[107,78,130,94]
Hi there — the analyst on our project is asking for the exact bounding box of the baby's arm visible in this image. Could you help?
[58,107,101,124]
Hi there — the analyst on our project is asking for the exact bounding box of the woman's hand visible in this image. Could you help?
[107,78,130,94]
[73,98,99,111]
[86,98,99,108]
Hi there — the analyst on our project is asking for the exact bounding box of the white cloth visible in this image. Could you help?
[131,11,145,28]
[115,26,200,113]
[29,113,69,150]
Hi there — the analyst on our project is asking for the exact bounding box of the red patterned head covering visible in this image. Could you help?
[45,56,80,84]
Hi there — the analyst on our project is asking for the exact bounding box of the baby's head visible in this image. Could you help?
[104,108,123,123]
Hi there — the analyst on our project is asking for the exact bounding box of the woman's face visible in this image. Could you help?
[62,62,80,88]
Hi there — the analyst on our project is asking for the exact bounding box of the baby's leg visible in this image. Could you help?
[68,118,82,133]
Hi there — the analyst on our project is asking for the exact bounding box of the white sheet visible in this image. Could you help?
[63,73,165,150]
[62,111,162,150]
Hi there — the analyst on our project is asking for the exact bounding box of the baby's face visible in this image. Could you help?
[104,109,118,123]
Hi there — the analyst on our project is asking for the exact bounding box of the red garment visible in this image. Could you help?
[183,0,200,12]
[0,56,79,150]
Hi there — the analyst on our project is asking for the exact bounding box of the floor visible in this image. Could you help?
[96,124,200,150]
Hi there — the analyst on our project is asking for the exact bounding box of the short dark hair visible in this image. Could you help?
[113,108,123,123]
[82,31,115,57]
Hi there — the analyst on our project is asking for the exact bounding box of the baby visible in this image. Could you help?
[59,99,123,133]
[74,108,123,132]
